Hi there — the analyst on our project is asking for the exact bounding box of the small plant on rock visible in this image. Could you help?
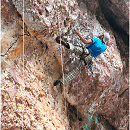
[83,112,98,130]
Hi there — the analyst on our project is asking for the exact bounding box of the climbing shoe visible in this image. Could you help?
[54,80,60,86]
[55,36,70,49]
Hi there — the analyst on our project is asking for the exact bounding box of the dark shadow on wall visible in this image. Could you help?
[97,113,117,130]
[97,0,129,49]
[97,0,129,69]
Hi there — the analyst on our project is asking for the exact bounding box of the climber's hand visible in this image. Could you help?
[73,29,79,34]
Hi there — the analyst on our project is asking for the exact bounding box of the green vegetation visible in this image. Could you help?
[83,112,98,130]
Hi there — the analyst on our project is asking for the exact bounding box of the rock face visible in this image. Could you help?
[1,0,129,129]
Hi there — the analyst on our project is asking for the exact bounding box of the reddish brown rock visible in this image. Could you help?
[1,0,129,129]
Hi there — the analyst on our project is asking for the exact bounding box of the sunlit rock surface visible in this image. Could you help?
[1,0,129,129]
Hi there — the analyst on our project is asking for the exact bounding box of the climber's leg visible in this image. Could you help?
[54,54,93,86]
[59,60,85,84]
[55,36,70,49]
[81,54,93,65]
[60,54,93,84]
[55,36,89,55]
[54,80,60,86]
[68,43,89,56]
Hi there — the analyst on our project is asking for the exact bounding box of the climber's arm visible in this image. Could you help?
[74,30,92,44]
[84,39,93,44]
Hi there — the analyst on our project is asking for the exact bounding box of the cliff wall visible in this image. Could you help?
[1,0,129,129]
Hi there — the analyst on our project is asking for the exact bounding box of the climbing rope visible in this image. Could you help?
[0,0,1,130]
[53,0,68,128]
[22,0,25,129]
[58,0,67,114]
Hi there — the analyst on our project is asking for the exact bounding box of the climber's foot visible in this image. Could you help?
[55,36,70,49]
[55,36,62,43]
[54,80,60,86]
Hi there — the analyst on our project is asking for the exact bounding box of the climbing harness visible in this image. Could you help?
[79,46,95,77]
[79,47,85,57]
[80,57,87,65]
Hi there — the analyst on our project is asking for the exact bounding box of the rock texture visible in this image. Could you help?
[1,0,129,129]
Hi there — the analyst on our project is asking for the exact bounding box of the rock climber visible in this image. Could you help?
[54,30,110,86]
